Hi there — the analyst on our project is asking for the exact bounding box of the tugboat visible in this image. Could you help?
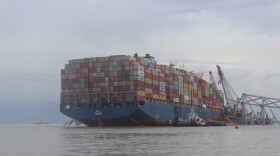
[185,107,206,126]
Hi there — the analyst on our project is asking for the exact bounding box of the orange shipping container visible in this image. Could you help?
[153,94,159,99]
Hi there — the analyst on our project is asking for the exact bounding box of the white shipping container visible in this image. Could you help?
[189,76,194,82]
[159,86,165,91]
[137,75,145,81]
[174,98,179,102]
[138,65,144,71]
[91,73,97,77]
[160,81,166,86]
[138,71,145,76]
[193,83,198,90]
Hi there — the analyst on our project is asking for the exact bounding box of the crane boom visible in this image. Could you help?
[209,71,217,90]
[216,65,241,116]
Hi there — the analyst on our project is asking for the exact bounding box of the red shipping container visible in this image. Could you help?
[146,93,153,98]
[167,95,174,100]
[145,69,151,74]
[138,96,145,101]
[135,80,145,86]
[145,84,153,88]
[159,91,166,95]
[193,92,198,98]
[135,86,145,91]
[131,60,140,65]
[145,74,152,79]
[166,88,173,92]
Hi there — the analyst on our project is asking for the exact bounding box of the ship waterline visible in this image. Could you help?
[61,100,220,127]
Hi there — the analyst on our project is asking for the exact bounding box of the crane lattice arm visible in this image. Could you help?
[209,71,217,91]
[216,65,240,110]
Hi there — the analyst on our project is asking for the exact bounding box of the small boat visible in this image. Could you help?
[33,120,49,124]
[206,120,224,126]
[222,116,236,126]
[185,108,206,126]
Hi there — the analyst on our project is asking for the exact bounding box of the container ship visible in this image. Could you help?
[60,54,224,126]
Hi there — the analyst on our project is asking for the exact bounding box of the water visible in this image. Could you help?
[0,125,280,156]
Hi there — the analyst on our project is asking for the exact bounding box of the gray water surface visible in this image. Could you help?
[0,125,279,156]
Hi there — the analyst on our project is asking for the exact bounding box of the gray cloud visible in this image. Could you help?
[164,0,280,12]
[160,0,280,35]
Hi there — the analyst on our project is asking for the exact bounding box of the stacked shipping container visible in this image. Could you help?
[61,54,224,109]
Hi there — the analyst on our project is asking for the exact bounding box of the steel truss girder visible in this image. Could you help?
[239,93,280,125]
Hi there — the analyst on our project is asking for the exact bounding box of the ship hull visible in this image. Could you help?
[61,101,220,127]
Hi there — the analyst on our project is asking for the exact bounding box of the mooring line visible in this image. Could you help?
[117,107,144,127]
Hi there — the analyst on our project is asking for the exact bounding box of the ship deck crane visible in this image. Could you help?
[209,71,217,91]
[216,65,243,119]
[209,71,218,120]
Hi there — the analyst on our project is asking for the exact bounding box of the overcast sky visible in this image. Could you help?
[1,0,280,123]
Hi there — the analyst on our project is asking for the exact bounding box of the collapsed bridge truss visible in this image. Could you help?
[239,93,280,125]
